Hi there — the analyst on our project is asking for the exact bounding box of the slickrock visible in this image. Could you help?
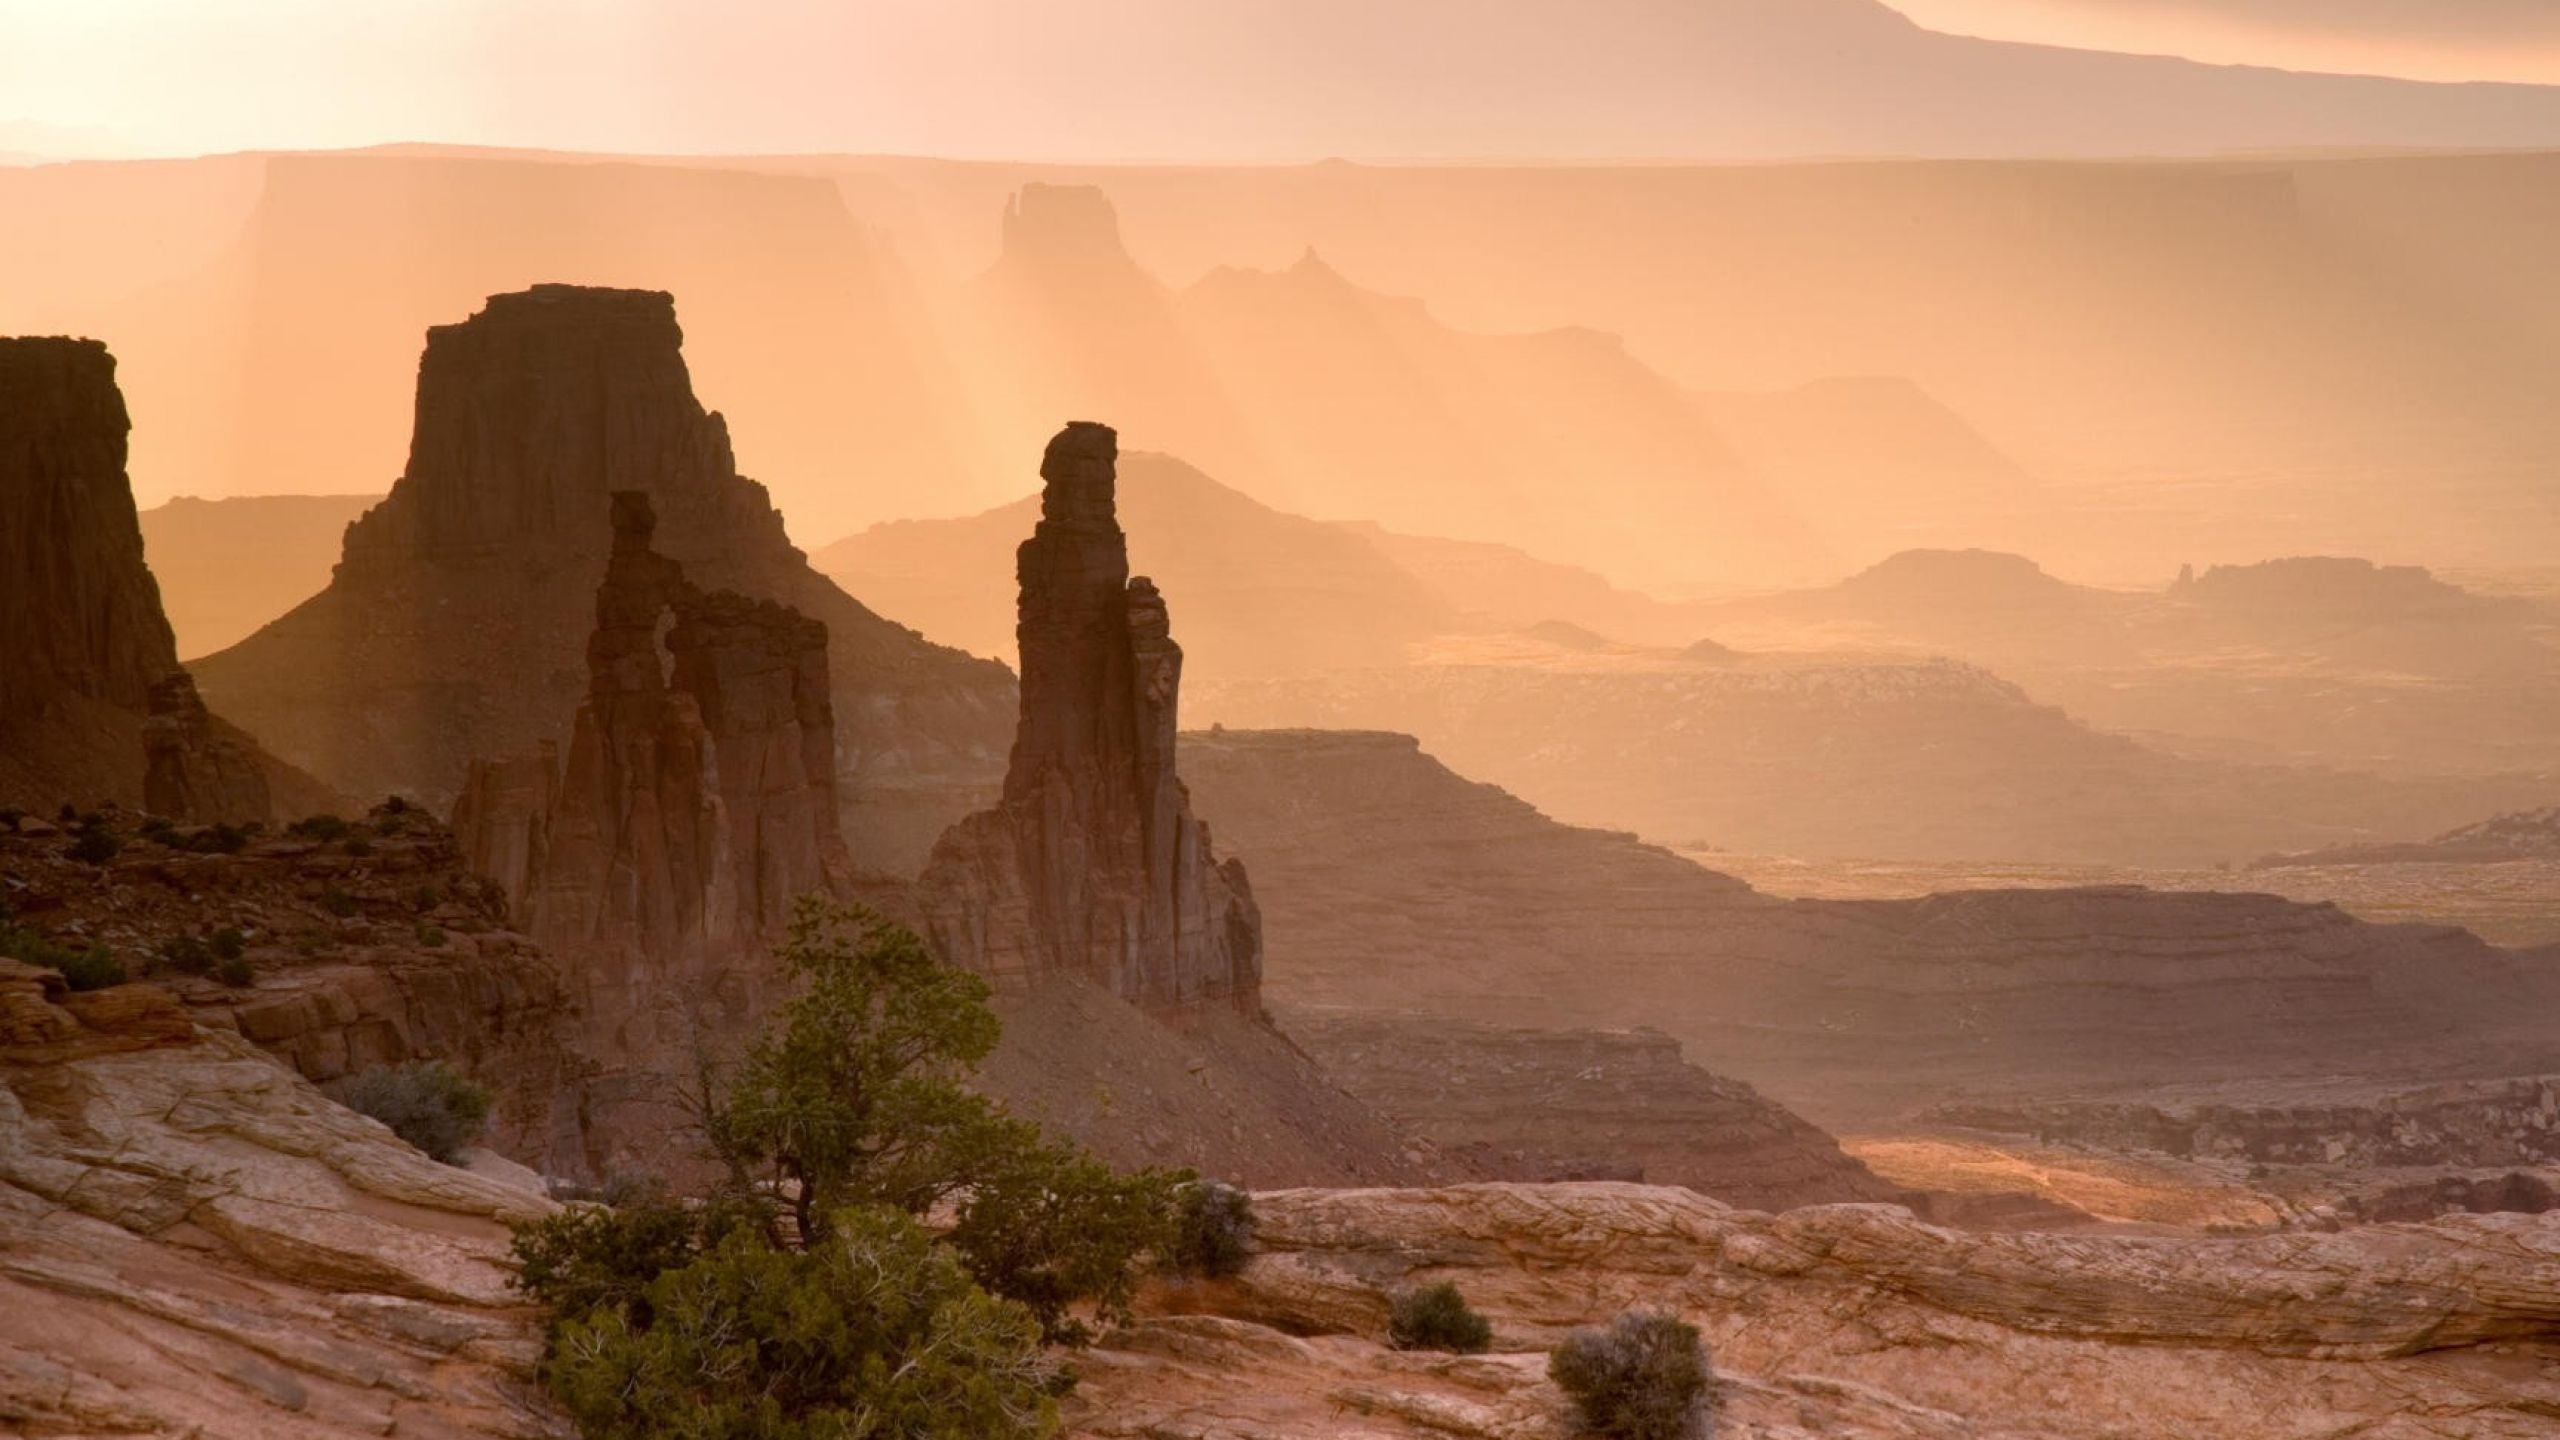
[1280,1009,1907,1211]
[1182,729,2560,1126]
[1078,1182,2560,1440]
[0,959,567,1439]
[193,285,1013,872]
[0,799,589,1169]
[0,337,317,821]
[917,423,1261,1012]
[451,492,846,1172]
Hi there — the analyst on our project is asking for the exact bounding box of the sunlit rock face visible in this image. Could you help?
[0,336,305,821]
[918,422,1262,1012]
[195,284,1013,871]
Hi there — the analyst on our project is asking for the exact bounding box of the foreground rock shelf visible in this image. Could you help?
[1087,1183,2560,1440]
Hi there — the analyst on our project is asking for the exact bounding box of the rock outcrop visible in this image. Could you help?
[918,423,1261,1012]
[1073,1182,2560,1440]
[142,670,274,824]
[0,959,565,1438]
[193,285,1014,872]
[0,798,589,1170]
[0,337,314,821]
[451,492,848,1171]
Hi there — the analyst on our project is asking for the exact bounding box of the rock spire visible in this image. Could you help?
[919,422,1261,1011]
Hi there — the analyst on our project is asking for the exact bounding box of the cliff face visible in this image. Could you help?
[453,491,848,1171]
[1280,1009,1906,1212]
[918,423,1261,1012]
[0,337,311,821]
[193,285,1013,870]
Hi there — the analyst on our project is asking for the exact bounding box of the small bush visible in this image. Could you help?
[158,932,215,976]
[57,945,128,992]
[343,834,375,858]
[139,816,178,844]
[321,885,358,918]
[289,813,350,842]
[1390,1282,1493,1354]
[414,883,442,910]
[1165,1177,1256,1278]
[340,1061,492,1164]
[68,825,119,866]
[213,955,256,988]
[211,927,247,961]
[185,823,251,854]
[3,925,123,991]
[416,923,446,948]
[1548,1311,1714,1440]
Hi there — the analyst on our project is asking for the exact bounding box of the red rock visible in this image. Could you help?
[195,284,1013,869]
[0,336,319,821]
[918,423,1261,1012]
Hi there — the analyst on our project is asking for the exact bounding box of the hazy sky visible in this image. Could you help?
[1894,0,2560,84]
[6,0,2560,160]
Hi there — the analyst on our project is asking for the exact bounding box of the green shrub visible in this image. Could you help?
[944,1132,1185,1343]
[185,823,251,854]
[1389,1282,1493,1354]
[546,1207,1060,1440]
[213,955,256,988]
[289,813,350,842]
[3,925,123,991]
[211,927,247,961]
[68,825,119,866]
[514,1190,727,1328]
[139,816,178,844]
[158,932,214,975]
[416,923,446,948]
[321,885,358,918]
[340,1061,491,1163]
[1166,1177,1257,1278]
[414,883,442,910]
[57,945,127,992]
[343,834,375,858]
[1548,1311,1715,1440]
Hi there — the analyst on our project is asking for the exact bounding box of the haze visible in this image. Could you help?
[6,6,2560,1440]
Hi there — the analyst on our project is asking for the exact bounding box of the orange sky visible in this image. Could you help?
[1889,0,2560,84]
[5,0,2560,161]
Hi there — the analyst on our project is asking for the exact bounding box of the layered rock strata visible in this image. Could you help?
[917,422,1261,1012]
[1280,1009,1906,1211]
[194,285,1013,871]
[1181,729,2560,1126]
[0,336,311,820]
[0,959,565,1439]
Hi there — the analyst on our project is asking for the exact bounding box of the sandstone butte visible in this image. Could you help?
[190,285,1016,874]
[0,336,329,824]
